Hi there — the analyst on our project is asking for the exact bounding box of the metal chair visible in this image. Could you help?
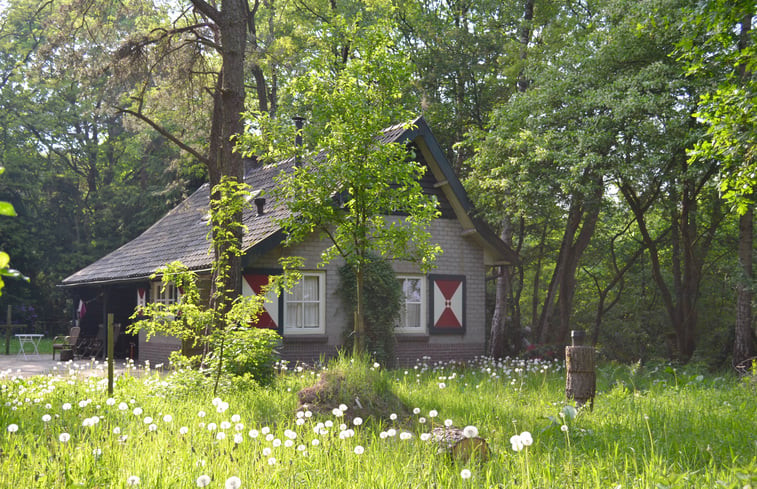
[52,326,80,360]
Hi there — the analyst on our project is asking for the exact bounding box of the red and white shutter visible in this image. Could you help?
[136,288,147,312]
[242,273,279,330]
[430,275,465,333]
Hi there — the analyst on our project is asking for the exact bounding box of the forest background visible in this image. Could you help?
[0,0,754,369]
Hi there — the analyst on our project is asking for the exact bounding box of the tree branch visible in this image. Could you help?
[117,107,210,167]
[189,0,222,25]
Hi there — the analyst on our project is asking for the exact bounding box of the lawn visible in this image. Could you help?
[1,356,755,488]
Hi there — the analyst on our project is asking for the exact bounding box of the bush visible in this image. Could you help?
[217,327,281,385]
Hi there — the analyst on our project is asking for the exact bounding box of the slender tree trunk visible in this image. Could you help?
[734,207,755,365]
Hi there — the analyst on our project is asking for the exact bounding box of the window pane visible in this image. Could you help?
[405,279,421,303]
[303,276,318,301]
[304,304,319,327]
[406,303,421,328]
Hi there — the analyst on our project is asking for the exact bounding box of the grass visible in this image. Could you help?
[0,356,755,488]
[1,336,54,355]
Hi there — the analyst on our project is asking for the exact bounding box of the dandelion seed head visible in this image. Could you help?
[460,469,472,480]
[196,474,211,487]
[224,476,242,489]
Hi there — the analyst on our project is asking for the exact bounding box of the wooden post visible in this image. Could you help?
[107,313,114,395]
[565,330,595,409]
[5,306,10,355]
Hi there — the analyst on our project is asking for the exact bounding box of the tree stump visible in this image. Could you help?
[431,426,490,462]
[565,345,595,409]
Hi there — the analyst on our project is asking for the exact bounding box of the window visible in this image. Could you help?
[283,272,325,334]
[151,281,180,306]
[395,276,426,333]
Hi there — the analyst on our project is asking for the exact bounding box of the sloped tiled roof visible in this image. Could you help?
[61,159,294,286]
[61,116,516,286]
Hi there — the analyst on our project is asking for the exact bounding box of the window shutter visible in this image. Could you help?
[242,273,280,331]
[429,275,465,334]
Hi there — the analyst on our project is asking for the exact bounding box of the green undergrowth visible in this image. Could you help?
[0,356,755,488]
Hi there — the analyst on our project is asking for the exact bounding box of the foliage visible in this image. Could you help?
[678,0,757,213]
[240,11,441,352]
[129,179,284,390]
[0,167,25,296]
[337,258,402,366]
[1,358,756,487]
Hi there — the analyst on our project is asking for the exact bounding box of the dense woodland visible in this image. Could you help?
[0,0,754,368]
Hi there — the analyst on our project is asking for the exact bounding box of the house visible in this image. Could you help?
[61,117,517,365]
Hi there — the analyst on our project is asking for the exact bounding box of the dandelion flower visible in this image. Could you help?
[143,416,153,424]
[400,432,412,440]
[354,445,365,455]
[460,469,472,480]
[267,457,276,465]
[118,402,128,411]
[224,476,242,489]
[62,403,72,410]
[389,413,397,421]
[463,425,479,438]
[262,447,272,456]
[231,414,241,423]
[7,424,18,433]
[352,417,363,426]
[249,429,259,438]
[42,414,51,422]
[561,424,569,433]
[196,475,211,487]
[234,434,244,444]
[444,419,453,427]
[413,408,421,415]
[126,475,140,486]
[216,432,226,440]
[113,427,121,435]
[418,417,426,424]
[220,421,231,430]
[197,410,206,418]
[420,433,431,441]
[133,407,143,416]
[163,414,173,423]
[429,410,438,418]
[59,432,71,443]
[339,404,348,412]
[332,408,343,417]
[179,426,189,435]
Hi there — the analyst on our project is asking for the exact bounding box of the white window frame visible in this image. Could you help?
[150,281,181,306]
[283,271,326,335]
[395,275,427,334]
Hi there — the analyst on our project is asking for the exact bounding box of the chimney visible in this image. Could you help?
[293,116,305,166]
[254,197,266,216]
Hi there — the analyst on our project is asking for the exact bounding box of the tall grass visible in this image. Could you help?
[1,356,755,488]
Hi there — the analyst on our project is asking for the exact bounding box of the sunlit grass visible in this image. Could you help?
[1,356,755,488]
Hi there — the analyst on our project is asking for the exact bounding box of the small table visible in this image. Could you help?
[15,334,43,359]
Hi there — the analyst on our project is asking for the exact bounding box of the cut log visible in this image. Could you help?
[565,345,596,408]
[431,426,490,462]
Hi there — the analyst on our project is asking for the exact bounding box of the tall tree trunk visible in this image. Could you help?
[733,14,755,368]
[487,0,535,356]
[734,207,755,366]
[489,219,513,358]
[201,0,247,321]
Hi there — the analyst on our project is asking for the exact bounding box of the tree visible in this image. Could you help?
[679,0,757,365]
[241,12,441,353]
